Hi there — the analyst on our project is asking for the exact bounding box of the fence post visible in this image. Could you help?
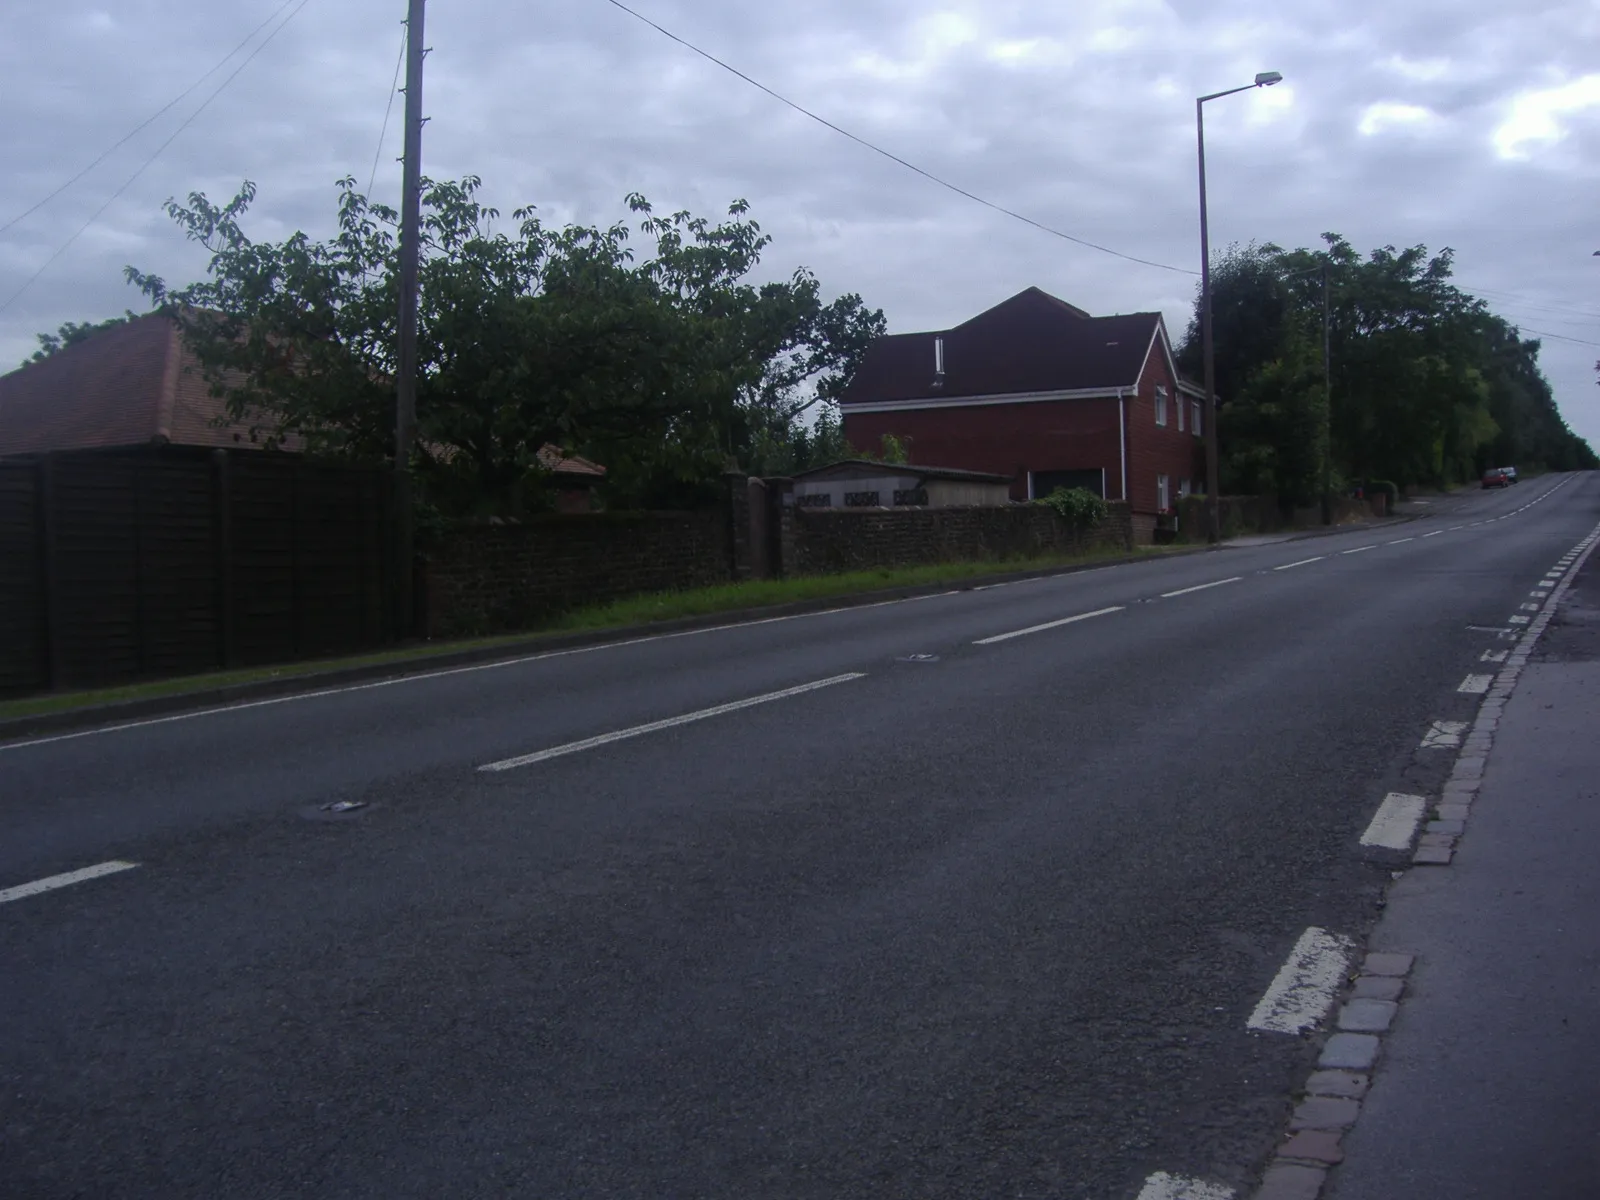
[35,453,63,690]
[723,468,752,582]
[211,450,236,669]
[764,476,793,579]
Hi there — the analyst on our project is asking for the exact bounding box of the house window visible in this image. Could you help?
[1177,392,1186,431]
[1191,399,1202,436]
[893,488,928,507]
[1155,386,1168,427]
[796,492,832,507]
[1157,474,1171,511]
[844,490,881,507]
[1179,478,1191,498]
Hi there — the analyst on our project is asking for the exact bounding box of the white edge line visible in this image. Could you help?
[1359,792,1426,850]
[1,594,966,755]
[1273,556,1326,571]
[1247,926,1356,1034]
[1160,576,1243,599]
[0,860,140,906]
[972,606,1125,645]
[478,672,867,772]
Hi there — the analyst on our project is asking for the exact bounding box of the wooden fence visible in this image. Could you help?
[0,449,395,697]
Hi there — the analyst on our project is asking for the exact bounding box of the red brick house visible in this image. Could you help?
[839,286,1207,539]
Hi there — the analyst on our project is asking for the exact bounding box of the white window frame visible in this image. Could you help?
[1157,473,1171,511]
[1191,399,1202,437]
[1179,478,1191,498]
[1176,392,1186,432]
[1154,385,1168,427]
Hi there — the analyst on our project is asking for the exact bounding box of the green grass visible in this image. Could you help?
[0,544,1180,722]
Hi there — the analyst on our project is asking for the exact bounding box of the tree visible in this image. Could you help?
[27,312,139,364]
[126,177,884,516]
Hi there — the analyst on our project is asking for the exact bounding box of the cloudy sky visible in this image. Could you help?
[4,0,1599,445]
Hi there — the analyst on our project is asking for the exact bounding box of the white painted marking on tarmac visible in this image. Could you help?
[1273,556,1326,571]
[1519,603,1541,612]
[1449,525,1465,531]
[1530,590,1549,599]
[1458,674,1493,694]
[1388,536,1417,545]
[1136,1171,1235,1200]
[0,860,139,906]
[1160,577,1242,599]
[1247,926,1356,1035]
[477,673,867,772]
[1341,544,1377,555]
[1509,615,1531,625]
[1360,793,1426,850]
[1481,650,1508,663]
[1423,530,1443,538]
[972,606,1124,645]
[1421,720,1468,749]
[0,594,965,755]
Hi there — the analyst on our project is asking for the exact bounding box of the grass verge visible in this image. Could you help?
[0,545,1176,722]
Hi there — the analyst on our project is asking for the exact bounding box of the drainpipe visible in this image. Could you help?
[1117,388,1129,502]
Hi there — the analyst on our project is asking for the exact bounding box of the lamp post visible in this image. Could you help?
[1197,70,1283,542]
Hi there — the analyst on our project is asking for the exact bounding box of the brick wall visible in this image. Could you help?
[422,511,729,638]
[788,502,1133,575]
[1124,343,1206,514]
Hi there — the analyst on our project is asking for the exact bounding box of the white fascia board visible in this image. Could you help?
[1132,317,1179,394]
[843,387,1124,414]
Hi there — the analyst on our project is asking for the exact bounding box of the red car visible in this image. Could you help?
[1482,467,1510,489]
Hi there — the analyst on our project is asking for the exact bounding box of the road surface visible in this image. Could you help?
[3,473,1595,1199]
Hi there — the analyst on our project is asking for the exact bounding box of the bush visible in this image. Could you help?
[1036,486,1109,529]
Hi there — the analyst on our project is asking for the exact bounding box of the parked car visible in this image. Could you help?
[1482,467,1510,489]
[1502,465,1519,484]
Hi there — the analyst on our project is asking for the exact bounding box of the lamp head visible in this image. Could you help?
[1255,71,1284,86]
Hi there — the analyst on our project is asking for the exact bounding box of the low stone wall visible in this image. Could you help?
[788,502,1133,575]
[422,510,730,638]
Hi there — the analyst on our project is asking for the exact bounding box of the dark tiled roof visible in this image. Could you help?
[791,459,1013,484]
[839,286,1165,405]
[0,312,293,454]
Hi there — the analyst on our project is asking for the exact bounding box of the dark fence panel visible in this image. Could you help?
[0,462,45,694]
[0,449,393,697]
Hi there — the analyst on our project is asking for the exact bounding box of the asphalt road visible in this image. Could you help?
[3,473,1596,1199]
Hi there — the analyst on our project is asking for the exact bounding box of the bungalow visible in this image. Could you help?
[839,286,1207,540]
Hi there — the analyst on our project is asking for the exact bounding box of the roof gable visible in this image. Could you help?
[839,286,1161,406]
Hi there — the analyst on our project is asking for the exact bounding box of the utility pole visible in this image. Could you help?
[1321,261,1333,525]
[1197,96,1221,543]
[393,0,426,637]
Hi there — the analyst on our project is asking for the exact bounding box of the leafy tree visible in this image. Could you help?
[27,312,140,364]
[126,177,884,516]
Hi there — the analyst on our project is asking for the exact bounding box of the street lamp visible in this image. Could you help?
[1197,70,1283,543]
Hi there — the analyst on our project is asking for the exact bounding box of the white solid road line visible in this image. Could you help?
[1458,674,1493,694]
[1160,577,1243,599]
[477,673,867,772]
[0,860,139,906]
[1247,926,1356,1035]
[972,606,1124,645]
[1360,792,1426,850]
[1341,544,1378,555]
[1136,1171,1235,1200]
[0,594,961,755]
[1273,556,1326,571]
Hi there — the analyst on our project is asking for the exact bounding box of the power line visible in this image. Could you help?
[0,0,303,237]
[1516,326,1600,348]
[367,17,409,197]
[1455,281,1600,321]
[0,0,316,317]
[599,0,1198,276]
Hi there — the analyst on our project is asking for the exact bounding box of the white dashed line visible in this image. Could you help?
[1481,650,1508,663]
[1458,674,1493,694]
[1531,591,1550,598]
[477,673,866,772]
[0,860,140,906]
[1388,537,1417,545]
[1423,530,1443,538]
[1519,603,1540,612]
[1449,525,1465,531]
[1360,793,1426,850]
[1136,1172,1235,1200]
[1273,556,1326,571]
[1160,577,1243,598]
[1421,720,1468,749]
[1248,926,1356,1035]
[1341,544,1378,555]
[1509,615,1531,625]
[972,606,1124,645]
